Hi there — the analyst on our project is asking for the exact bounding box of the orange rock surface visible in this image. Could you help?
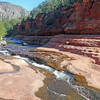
[6,35,100,89]
[12,0,100,37]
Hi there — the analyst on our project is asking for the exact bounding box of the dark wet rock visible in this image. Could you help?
[35,78,85,100]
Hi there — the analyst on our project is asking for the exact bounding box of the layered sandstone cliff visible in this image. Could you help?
[11,0,100,37]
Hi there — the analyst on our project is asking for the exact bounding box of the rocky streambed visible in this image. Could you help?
[0,35,100,100]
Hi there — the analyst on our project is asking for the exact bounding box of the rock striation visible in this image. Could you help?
[6,0,100,97]
[6,35,100,90]
[12,0,100,37]
[64,0,100,34]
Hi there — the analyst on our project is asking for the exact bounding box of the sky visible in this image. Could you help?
[0,0,45,11]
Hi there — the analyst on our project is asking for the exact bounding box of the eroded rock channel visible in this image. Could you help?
[0,36,99,100]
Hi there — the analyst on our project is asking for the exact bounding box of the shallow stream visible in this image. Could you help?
[0,38,100,100]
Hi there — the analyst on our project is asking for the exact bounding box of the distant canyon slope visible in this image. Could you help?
[0,2,29,20]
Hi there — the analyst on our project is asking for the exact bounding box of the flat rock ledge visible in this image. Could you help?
[0,55,45,100]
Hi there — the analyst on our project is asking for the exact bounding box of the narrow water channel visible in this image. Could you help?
[0,38,100,100]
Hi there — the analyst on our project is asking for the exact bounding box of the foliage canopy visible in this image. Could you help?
[31,0,76,18]
[0,19,18,37]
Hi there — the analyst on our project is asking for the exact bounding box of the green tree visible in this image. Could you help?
[31,0,76,18]
[0,19,18,38]
[4,19,17,31]
[0,21,6,37]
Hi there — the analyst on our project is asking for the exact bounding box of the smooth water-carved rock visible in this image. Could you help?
[0,55,45,100]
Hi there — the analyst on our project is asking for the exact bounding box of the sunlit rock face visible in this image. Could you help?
[64,0,100,34]
[11,0,100,37]
[0,2,29,20]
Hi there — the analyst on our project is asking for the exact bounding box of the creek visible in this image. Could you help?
[0,38,100,100]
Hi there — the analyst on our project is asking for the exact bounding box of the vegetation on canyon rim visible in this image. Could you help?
[5,0,76,37]
[31,0,76,18]
[9,0,100,38]
[0,0,100,99]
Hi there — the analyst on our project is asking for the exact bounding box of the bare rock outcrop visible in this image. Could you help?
[0,55,45,100]
[6,35,100,89]
[0,2,29,20]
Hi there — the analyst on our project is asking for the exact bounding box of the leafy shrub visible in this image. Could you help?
[31,0,76,18]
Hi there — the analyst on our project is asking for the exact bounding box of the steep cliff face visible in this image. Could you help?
[12,0,100,37]
[0,2,29,20]
[64,0,100,34]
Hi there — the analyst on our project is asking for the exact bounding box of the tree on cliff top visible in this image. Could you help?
[31,0,76,18]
